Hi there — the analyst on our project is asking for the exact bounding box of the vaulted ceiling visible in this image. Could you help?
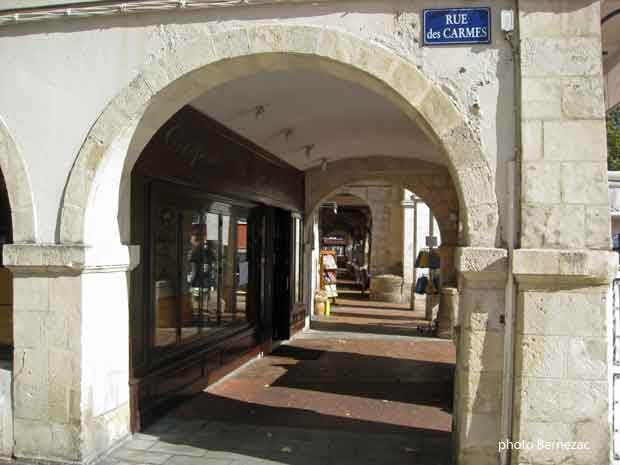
[190,70,444,171]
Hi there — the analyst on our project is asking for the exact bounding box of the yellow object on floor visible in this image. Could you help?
[325,299,331,316]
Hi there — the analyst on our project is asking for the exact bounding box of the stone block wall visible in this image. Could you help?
[514,3,614,464]
[4,244,137,463]
[0,360,12,458]
[455,247,507,465]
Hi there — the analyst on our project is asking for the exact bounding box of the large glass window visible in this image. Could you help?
[153,206,179,348]
[236,219,249,318]
[203,212,221,331]
[151,200,253,352]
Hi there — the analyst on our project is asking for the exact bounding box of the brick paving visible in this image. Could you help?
[99,294,455,465]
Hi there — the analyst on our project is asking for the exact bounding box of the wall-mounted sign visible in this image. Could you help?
[423,8,491,45]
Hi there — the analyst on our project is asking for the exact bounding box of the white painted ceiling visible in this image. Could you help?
[190,70,444,171]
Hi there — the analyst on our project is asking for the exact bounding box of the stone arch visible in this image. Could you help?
[0,117,37,243]
[306,157,459,246]
[318,188,374,243]
[59,24,498,247]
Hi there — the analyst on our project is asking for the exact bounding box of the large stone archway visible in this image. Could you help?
[58,24,499,249]
[0,117,37,243]
[6,24,505,465]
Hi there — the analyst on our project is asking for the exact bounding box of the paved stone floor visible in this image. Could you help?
[99,293,455,465]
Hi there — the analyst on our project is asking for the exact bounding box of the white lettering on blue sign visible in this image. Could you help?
[423,8,491,45]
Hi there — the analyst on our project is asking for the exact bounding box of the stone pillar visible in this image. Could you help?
[511,250,615,465]
[515,2,614,463]
[0,360,12,458]
[4,244,139,464]
[437,287,458,340]
[454,247,507,465]
[402,192,415,305]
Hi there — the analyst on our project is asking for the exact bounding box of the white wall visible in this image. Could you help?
[0,0,515,244]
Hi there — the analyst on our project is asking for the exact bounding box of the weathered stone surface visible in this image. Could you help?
[513,249,617,285]
[543,120,607,162]
[519,1,600,39]
[212,28,251,60]
[462,203,500,248]
[560,162,608,205]
[418,85,461,137]
[521,37,602,77]
[521,120,543,160]
[522,162,561,203]
[455,247,508,278]
[459,369,502,414]
[518,290,607,337]
[516,334,567,378]
[0,362,13,458]
[567,337,607,380]
[521,203,585,249]
[0,118,37,242]
[390,59,430,108]
[461,329,504,373]
[512,421,575,465]
[14,418,53,459]
[458,412,502,449]
[521,77,562,120]
[585,205,612,250]
[562,77,605,118]
[460,289,504,332]
[515,377,607,423]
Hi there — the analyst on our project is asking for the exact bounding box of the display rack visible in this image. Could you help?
[414,248,441,321]
[319,249,338,299]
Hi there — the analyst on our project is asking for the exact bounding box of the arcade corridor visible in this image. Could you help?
[100,297,456,465]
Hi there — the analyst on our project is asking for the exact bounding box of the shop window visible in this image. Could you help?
[236,219,249,316]
[153,206,179,347]
[150,195,254,352]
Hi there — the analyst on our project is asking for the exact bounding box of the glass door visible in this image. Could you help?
[202,212,220,332]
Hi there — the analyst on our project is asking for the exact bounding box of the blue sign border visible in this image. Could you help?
[423,7,492,46]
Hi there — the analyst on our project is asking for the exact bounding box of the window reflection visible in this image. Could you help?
[154,207,178,347]
[221,215,234,325]
[203,212,220,330]
[180,211,203,341]
[235,219,249,320]
[151,206,254,351]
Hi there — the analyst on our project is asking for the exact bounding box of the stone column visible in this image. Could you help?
[4,244,139,464]
[454,247,507,465]
[515,2,614,463]
[402,191,415,305]
[511,250,615,464]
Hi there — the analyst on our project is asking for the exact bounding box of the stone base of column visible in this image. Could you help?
[437,287,458,339]
[454,247,508,465]
[0,361,12,459]
[4,244,139,464]
[511,248,616,465]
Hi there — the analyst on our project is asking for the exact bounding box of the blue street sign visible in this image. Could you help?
[423,8,491,45]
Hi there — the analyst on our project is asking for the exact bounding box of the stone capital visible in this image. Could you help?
[3,243,141,275]
[512,248,617,287]
[455,247,508,287]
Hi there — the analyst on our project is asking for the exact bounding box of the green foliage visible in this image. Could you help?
[609,108,620,171]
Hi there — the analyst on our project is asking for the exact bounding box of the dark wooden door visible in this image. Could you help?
[273,208,292,341]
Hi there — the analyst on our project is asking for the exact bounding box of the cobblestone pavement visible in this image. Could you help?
[99,301,455,465]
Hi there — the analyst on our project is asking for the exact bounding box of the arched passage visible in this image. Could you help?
[306,156,459,247]
[58,24,498,249]
[47,23,501,465]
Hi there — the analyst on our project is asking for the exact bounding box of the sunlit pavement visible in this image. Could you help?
[100,303,455,465]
